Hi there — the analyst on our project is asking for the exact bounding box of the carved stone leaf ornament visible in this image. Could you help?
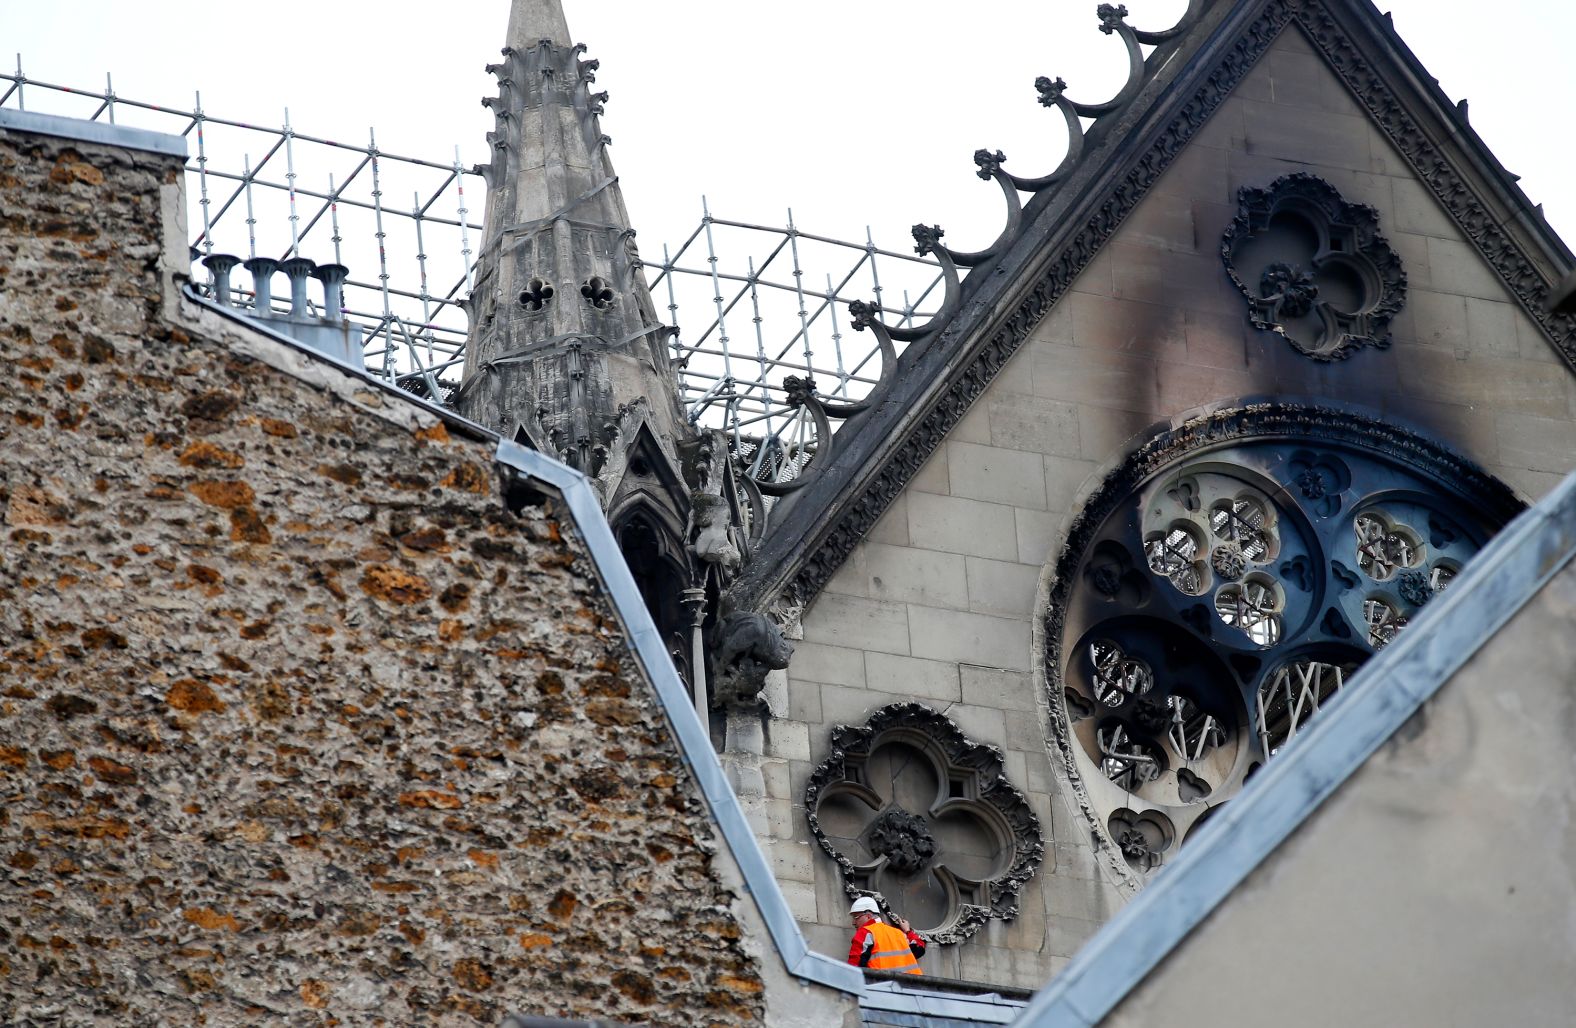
[805,703,1043,945]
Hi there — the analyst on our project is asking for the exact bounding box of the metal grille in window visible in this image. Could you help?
[1145,524,1206,594]
[1089,640,1153,707]
[1257,659,1356,756]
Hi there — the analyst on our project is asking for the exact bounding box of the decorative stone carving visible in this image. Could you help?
[1222,172,1407,360]
[518,276,555,311]
[1034,75,1068,105]
[867,809,938,876]
[1108,808,1174,873]
[580,275,615,309]
[688,491,742,573]
[1210,544,1246,581]
[973,149,1007,180]
[1397,569,1432,608]
[805,703,1043,945]
[911,223,945,257]
[708,610,793,710]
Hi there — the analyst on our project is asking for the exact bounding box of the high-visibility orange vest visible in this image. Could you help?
[865,921,923,975]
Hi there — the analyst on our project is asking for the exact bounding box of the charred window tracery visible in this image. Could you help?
[1045,412,1518,888]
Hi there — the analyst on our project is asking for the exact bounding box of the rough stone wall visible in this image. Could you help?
[774,23,1576,989]
[0,130,765,1025]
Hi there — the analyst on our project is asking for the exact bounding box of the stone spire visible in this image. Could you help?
[454,0,688,486]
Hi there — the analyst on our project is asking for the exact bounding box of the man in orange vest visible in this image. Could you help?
[846,896,925,975]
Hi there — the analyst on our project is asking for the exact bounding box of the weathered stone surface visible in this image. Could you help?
[0,131,764,1025]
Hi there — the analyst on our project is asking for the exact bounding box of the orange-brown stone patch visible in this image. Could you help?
[360,565,432,605]
[189,480,255,509]
[166,679,225,714]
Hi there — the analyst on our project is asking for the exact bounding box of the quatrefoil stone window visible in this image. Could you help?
[805,703,1043,945]
[1222,173,1406,361]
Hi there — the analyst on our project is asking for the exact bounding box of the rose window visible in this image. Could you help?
[1045,411,1519,888]
[806,703,1043,945]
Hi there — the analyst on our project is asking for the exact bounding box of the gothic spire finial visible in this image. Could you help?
[455,0,693,512]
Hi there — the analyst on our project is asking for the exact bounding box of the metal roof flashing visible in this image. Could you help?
[0,107,187,158]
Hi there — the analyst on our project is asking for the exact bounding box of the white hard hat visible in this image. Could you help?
[849,896,881,915]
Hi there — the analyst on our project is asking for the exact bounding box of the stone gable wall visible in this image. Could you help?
[0,129,765,1025]
[773,23,1576,990]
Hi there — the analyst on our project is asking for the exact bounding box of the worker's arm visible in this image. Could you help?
[895,916,926,959]
[847,925,874,967]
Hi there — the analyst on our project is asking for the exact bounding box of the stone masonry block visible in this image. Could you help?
[907,491,1019,561]
[864,541,969,609]
[942,703,1008,749]
[1068,291,1188,362]
[1183,307,1251,371]
[1241,98,1373,172]
[1077,405,1162,463]
[987,391,1083,457]
[1464,295,1522,358]
[765,719,812,762]
[1389,174,1460,240]
[778,878,818,923]
[787,679,824,724]
[818,683,886,732]
[1017,507,1065,566]
[1495,412,1576,476]
[1108,242,1241,316]
[964,556,1040,618]
[1029,337,1162,414]
[960,665,1037,711]
[1426,235,1514,302]
[788,640,867,689]
[1044,455,1098,514]
[1046,915,1102,959]
[1152,140,1231,205]
[801,592,911,656]
[947,440,1049,510]
[770,838,816,884]
[907,605,1033,672]
[867,493,911,545]
[1117,191,1198,254]
[864,652,961,703]
[909,445,951,494]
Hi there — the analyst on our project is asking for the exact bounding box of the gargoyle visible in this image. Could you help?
[709,610,793,710]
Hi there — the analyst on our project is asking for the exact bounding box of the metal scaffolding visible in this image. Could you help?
[2,63,945,456]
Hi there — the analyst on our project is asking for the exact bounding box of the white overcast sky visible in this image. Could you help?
[4,1,1572,286]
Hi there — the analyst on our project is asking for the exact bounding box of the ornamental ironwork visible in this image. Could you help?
[805,703,1043,945]
[1043,408,1519,892]
[1222,173,1407,361]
